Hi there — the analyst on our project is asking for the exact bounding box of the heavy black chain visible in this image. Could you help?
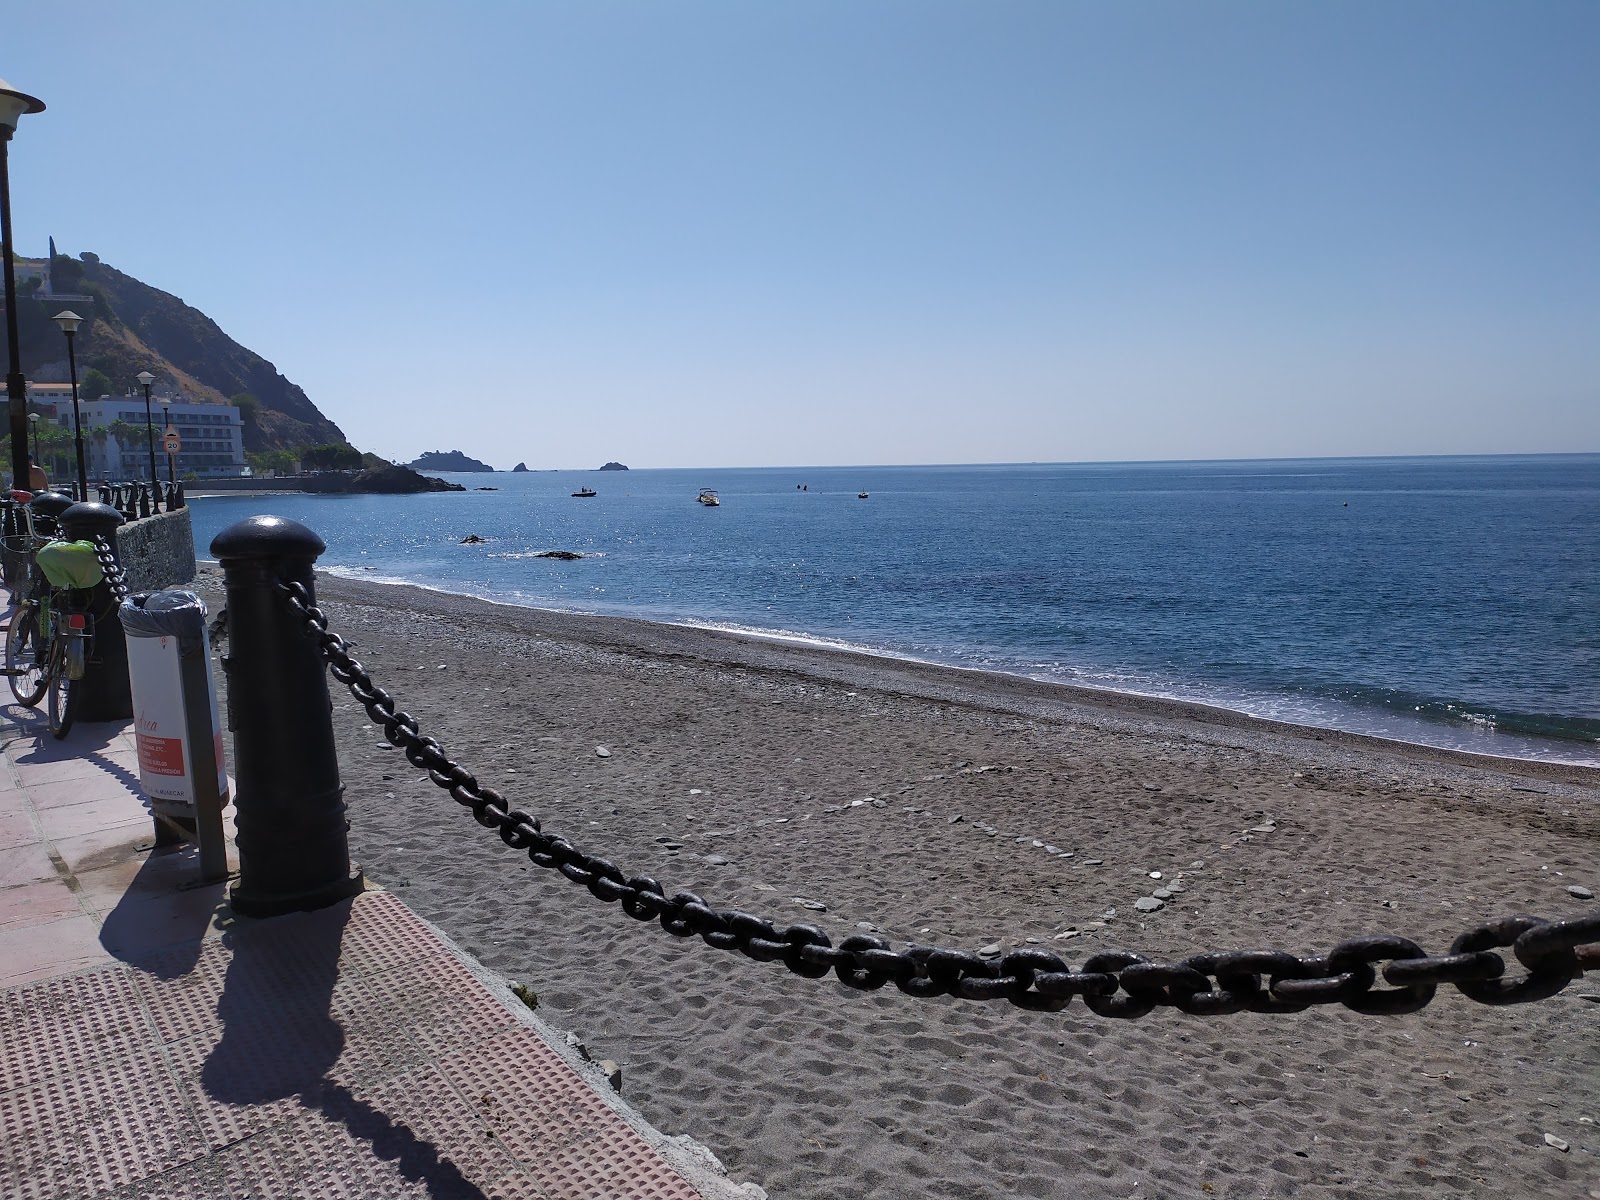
[92,536,131,604]
[278,579,1599,1018]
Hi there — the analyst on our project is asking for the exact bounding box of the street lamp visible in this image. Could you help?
[1,77,46,492]
[53,310,88,498]
[27,410,37,470]
[136,369,158,510]
[159,396,174,486]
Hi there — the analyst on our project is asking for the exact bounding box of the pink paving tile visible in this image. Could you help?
[9,746,119,786]
[27,773,145,812]
[0,965,155,1093]
[74,845,231,915]
[0,913,109,986]
[0,840,58,888]
[0,1039,205,1199]
[0,808,39,850]
[37,794,150,841]
[0,785,29,817]
[51,824,153,877]
[0,877,82,929]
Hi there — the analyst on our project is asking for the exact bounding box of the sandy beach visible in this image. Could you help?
[192,567,1599,1200]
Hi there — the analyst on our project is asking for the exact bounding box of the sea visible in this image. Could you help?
[187,455,1600,768]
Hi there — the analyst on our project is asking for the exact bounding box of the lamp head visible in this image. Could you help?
[28,412,38,424]
[0,79,45,137]
[160,396,171,410]
[53,310,83,335]
[135,371,155,388]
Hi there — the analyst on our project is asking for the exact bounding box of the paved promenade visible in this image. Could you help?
[0,688,760,1198]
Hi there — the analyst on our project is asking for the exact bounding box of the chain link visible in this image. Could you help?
[277,578,1599,1018]
[92,536,131,605]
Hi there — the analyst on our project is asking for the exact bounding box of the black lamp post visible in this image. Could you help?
[52,310,87,498]
[136,369,158,510]
[159,396,174,486]
[27,409,37,467]
[1,77,46,492]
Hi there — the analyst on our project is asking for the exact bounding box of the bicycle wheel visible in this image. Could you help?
[47,642,76,739]
[6,607,46,707]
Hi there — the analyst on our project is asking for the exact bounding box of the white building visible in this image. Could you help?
[64,393,247,480]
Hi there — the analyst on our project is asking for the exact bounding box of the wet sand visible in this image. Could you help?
[195,567,1600,1200]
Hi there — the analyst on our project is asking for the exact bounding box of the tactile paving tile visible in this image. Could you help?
[331,1065,520,1185]
[436,1027,620,1165]
[209,1102,468,1200]
[538,1125,707,1200]
[337,956,512,1058]
[166,1010,424,1151]
[127,939,231,1043]
[0,1041,204,1200]
[0,964,153,1093]
[332,891,440,977]
[113,1156,228,1200]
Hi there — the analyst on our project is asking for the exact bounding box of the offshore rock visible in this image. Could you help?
[512,462,529,472]
[599,461,629,471]
[408,449,493,472]
[302,465,465,494]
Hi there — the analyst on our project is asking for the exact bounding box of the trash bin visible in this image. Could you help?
[120,590,230,882]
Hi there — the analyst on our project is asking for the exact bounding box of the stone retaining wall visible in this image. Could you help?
[115,507,197,593]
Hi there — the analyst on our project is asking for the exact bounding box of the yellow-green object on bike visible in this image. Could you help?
[35,540,106,589]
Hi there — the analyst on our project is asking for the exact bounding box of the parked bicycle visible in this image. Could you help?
[5,531,108,737]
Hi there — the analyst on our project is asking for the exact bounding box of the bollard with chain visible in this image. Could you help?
[59,501,134,721]
[211,514,363,917]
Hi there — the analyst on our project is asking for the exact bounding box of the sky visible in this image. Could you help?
[5,1,1598,469]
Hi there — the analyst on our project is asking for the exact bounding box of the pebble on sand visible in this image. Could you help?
[1567,885,1594,899]
[595,746,612,757]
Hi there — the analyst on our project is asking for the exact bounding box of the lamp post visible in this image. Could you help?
[159,396,174,486]
[1,78,46,492]
[52,310,87,498]
[27,409,37,470]
[136,369,158,510]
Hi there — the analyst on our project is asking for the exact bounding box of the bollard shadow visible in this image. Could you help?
[99,842,229,978]
[201,899,488,1199]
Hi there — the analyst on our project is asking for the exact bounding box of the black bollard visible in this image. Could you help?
[211,515,363,917]
[58,502,135,722]
[28,491,73,542]
[174,480,186,510]
[138,484,151,519]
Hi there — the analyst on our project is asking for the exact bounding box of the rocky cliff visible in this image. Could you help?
[4,250,345,453]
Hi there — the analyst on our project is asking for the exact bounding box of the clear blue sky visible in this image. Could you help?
[7,2,1597,469]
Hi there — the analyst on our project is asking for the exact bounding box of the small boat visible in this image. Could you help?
[697,488,721,507]
[572,487,597,498]
[857,491,869,499]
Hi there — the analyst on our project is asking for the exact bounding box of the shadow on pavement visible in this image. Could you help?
[201,897,488,1200]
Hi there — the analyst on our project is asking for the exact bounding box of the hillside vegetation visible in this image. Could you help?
[3,250,346,454]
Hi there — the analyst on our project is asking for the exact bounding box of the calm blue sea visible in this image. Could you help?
[189,456,1600,766]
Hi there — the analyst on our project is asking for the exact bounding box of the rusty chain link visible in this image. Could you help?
[91,536,131,605]
[277,578,1599,1018]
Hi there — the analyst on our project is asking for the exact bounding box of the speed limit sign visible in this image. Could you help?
[163,432,181,454]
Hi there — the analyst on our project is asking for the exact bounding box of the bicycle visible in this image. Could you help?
[43,588,95,738]
[8,537,108,738]
[4,502,55,707]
